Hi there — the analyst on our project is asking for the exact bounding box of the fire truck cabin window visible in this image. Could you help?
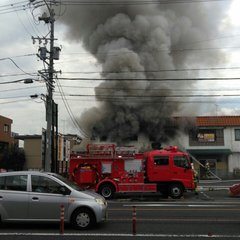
[174,156,189,168]
[154,156,169,166]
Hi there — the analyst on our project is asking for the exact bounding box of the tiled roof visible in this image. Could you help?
[196,116,240,127]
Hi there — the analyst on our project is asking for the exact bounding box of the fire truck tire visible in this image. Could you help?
[169,183,183,199]
[98,183,115,199]
[71,207,96,230]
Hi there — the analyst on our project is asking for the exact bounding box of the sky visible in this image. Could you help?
[0,0,240,139]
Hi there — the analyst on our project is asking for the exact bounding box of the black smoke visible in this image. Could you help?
[58,1,230,143]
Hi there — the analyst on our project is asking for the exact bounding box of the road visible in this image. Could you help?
[0,186,240,240]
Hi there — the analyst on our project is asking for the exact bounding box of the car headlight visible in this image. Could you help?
[95,198,105,205]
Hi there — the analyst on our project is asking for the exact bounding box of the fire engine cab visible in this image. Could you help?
[69,144,195,199]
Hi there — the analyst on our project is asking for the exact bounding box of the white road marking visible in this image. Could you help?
[123,203,240,207]
[1,233,240,238]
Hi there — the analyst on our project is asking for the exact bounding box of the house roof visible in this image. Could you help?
[15,135,42,140]
[196,116,240,127]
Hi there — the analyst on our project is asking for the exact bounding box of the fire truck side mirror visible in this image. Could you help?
[184,164,191,170]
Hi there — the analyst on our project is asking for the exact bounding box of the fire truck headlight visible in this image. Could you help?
[95,198,105,205]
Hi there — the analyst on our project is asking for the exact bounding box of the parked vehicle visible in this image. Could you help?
[0,171,107,229]
[229,183,240,197]
[69,144,196,199]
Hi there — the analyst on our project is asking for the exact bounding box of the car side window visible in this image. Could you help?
[0,175,27,191]
[31,175,62,194]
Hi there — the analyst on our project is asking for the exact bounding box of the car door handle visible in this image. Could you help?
[0,196,3,200]
[32,197,39,201]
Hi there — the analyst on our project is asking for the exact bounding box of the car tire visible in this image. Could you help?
[71,208,96,230]
[169,183,183,199]
[99,183,115,199]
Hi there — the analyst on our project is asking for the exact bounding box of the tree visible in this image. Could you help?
[0,145,26,171]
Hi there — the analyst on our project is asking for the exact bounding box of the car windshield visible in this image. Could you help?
[49,173,84,191]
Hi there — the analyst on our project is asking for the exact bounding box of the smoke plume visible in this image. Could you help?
[59,1,230,143]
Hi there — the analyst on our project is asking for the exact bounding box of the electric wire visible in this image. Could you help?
[0,57,36,77]
[0,98,33,105]
[55,76,90,138]
[57,77,240,81]
[53,96,239,104]
[54,0,229,6]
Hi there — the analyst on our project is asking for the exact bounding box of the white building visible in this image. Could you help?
[176,116,240,179]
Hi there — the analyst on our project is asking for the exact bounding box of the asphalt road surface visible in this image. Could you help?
[0,185,240,240]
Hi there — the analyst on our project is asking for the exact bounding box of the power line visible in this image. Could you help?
[0,85,45,93]
[54,96,239,104]
[0,95,33,99]
[59,85,240,92]
[60,66,240,74]
[59,93,240,98]
[0,1,29,15]
[0,57,36,77]
[0,99,32,105]
[57,0,229,6]
[57,77,240,81]
[55,77,90,138]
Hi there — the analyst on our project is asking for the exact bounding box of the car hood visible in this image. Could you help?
[71,189,104,200]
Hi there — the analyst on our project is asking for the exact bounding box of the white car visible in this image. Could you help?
[0,171,107,229]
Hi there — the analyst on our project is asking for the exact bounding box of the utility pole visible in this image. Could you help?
[32,0,60,172]
[45,7,55,172]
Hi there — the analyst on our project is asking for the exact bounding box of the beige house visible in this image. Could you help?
[15,134,81,173]
[15,135,43,170]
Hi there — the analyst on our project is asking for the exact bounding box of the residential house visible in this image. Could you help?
[15,133,81,173]
[182,116,240,179]
[0,115,14,154]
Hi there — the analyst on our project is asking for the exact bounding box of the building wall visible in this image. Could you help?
[23,138,42,170]
[0,116,13,153]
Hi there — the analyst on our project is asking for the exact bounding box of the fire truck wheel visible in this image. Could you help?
[99,183,115,199]
[71,207,96,230]
[169,183,183,199]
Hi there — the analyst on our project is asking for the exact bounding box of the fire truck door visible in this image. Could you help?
[172,155,193,185]
[150,156,170,181]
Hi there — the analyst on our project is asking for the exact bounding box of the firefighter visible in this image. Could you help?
[191,163,199,195]
[205,161,210,178]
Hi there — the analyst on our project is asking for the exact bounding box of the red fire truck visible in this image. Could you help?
[69,144,195,199]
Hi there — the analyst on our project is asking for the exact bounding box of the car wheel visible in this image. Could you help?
[169,183,183,199]
[99,183,115,199]
[71,208,96,230]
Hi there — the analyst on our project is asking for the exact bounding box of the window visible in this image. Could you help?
[174,156,190,168]
[0,175,28,191]
[0,176,5,190]
[235,129,240,141]
[154,156,169,166]
[31,175,62,194]
[196,130,216,142]
[3,124,9,133]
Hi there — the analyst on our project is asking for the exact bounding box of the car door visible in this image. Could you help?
[28,175,69,221]
[0,174,28,220]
